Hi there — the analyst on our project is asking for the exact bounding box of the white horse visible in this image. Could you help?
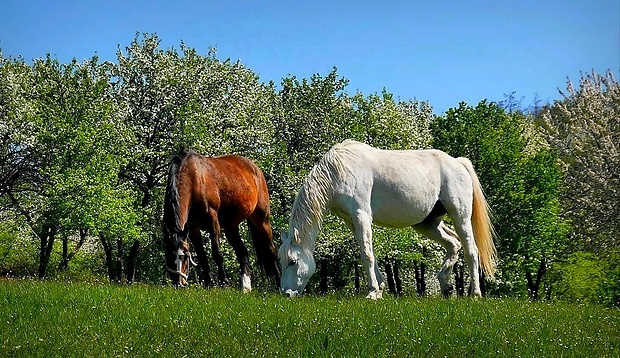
[278,140,497,299]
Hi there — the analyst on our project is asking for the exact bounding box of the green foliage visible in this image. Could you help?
[1,281,618,357]
[0,221,38,277]
[554,251,620,307]
[0,36,610,304]
[431,101,569,296]
[554,252,603,302]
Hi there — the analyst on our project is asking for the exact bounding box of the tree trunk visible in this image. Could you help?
[384,257,396,295]
[333,258,348,290]
[38,226,56,279]
[526,258,547,300]
[354,263,361,293]
[455,259,465,297]
[413,252,427,297]
[126,240,140,284]
[58,228,88,271]
[394,260,403,295]
[116,239,124,284]
[319,258,328,294]
[100,234,117,282]
[60,236,68,270]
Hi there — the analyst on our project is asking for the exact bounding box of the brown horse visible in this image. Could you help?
[163,148,281,291]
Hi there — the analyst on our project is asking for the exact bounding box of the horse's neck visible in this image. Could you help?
[289,183,330,252]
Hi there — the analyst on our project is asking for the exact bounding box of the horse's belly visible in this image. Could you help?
[369,179,437,228]
[370,200,431,228]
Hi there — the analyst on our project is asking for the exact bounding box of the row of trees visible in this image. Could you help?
[1,34,618,305]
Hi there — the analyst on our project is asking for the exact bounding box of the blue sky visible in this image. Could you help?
[1,0,618,113]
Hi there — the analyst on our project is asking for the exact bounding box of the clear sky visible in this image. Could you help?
[1,0,618,113]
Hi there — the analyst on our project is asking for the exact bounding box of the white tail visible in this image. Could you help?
[458,158,497,277]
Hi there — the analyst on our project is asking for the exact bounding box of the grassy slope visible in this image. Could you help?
[1,281,618,357]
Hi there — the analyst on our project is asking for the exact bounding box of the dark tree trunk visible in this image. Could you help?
[333,259,348,290]
[455,259,465,297]
[393,260,403,295]
[125,240,140,284]
[116,239,124,283]
[413,261,424,296]
[58,229,88,271]
[61,236,68,269]
[100,234,117,283]
[141,175,154,208]
[384,257,396,295]
[354,263,361,293]
[38,226,56,279]
[526,258,547,300]
[413,249,427,297]
[319,258,328,294]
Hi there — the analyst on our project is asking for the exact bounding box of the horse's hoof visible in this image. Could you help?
[366,291,382,300]
[241,273,252,293]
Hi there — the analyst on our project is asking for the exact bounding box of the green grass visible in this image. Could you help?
[1,281,618,357]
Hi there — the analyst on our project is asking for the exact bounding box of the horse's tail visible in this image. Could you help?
[163,148,188,249]
[457,157,497,277]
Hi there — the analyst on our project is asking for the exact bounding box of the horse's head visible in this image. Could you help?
[165,239,195,287]
[278,230,316,297]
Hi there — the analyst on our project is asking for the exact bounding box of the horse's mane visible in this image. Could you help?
[286,141,353,252]
[163,147,192,250]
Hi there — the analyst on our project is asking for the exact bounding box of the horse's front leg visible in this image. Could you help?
[189,226,212,287]
[207,209,230,286]
[352,210,382,300]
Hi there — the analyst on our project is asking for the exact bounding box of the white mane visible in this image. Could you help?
[285,141,353,252]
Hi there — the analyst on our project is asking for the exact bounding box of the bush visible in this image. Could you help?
[554,251,620,306]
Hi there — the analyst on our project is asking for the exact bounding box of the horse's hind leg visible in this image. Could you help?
[247,213,281,283]
[413,220,462,297]
[452,219,482,297]
[189,226,212,287]
[207,209,229,286]
[224,225,252,293]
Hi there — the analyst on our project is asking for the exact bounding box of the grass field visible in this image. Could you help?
[1,281,618,357]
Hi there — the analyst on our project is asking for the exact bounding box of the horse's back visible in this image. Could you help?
[181,153,269,223]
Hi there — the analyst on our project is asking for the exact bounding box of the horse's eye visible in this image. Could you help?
[289,260,297,267]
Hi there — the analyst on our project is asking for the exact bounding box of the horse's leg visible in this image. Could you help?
[344,219,385,293]
[188,226,212,288]
[413,220,462,297]
[224,225,252,293]
[351,209,382,299]
[207,209,229,286]
[247,212,281,283]
[452,218,482,297]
